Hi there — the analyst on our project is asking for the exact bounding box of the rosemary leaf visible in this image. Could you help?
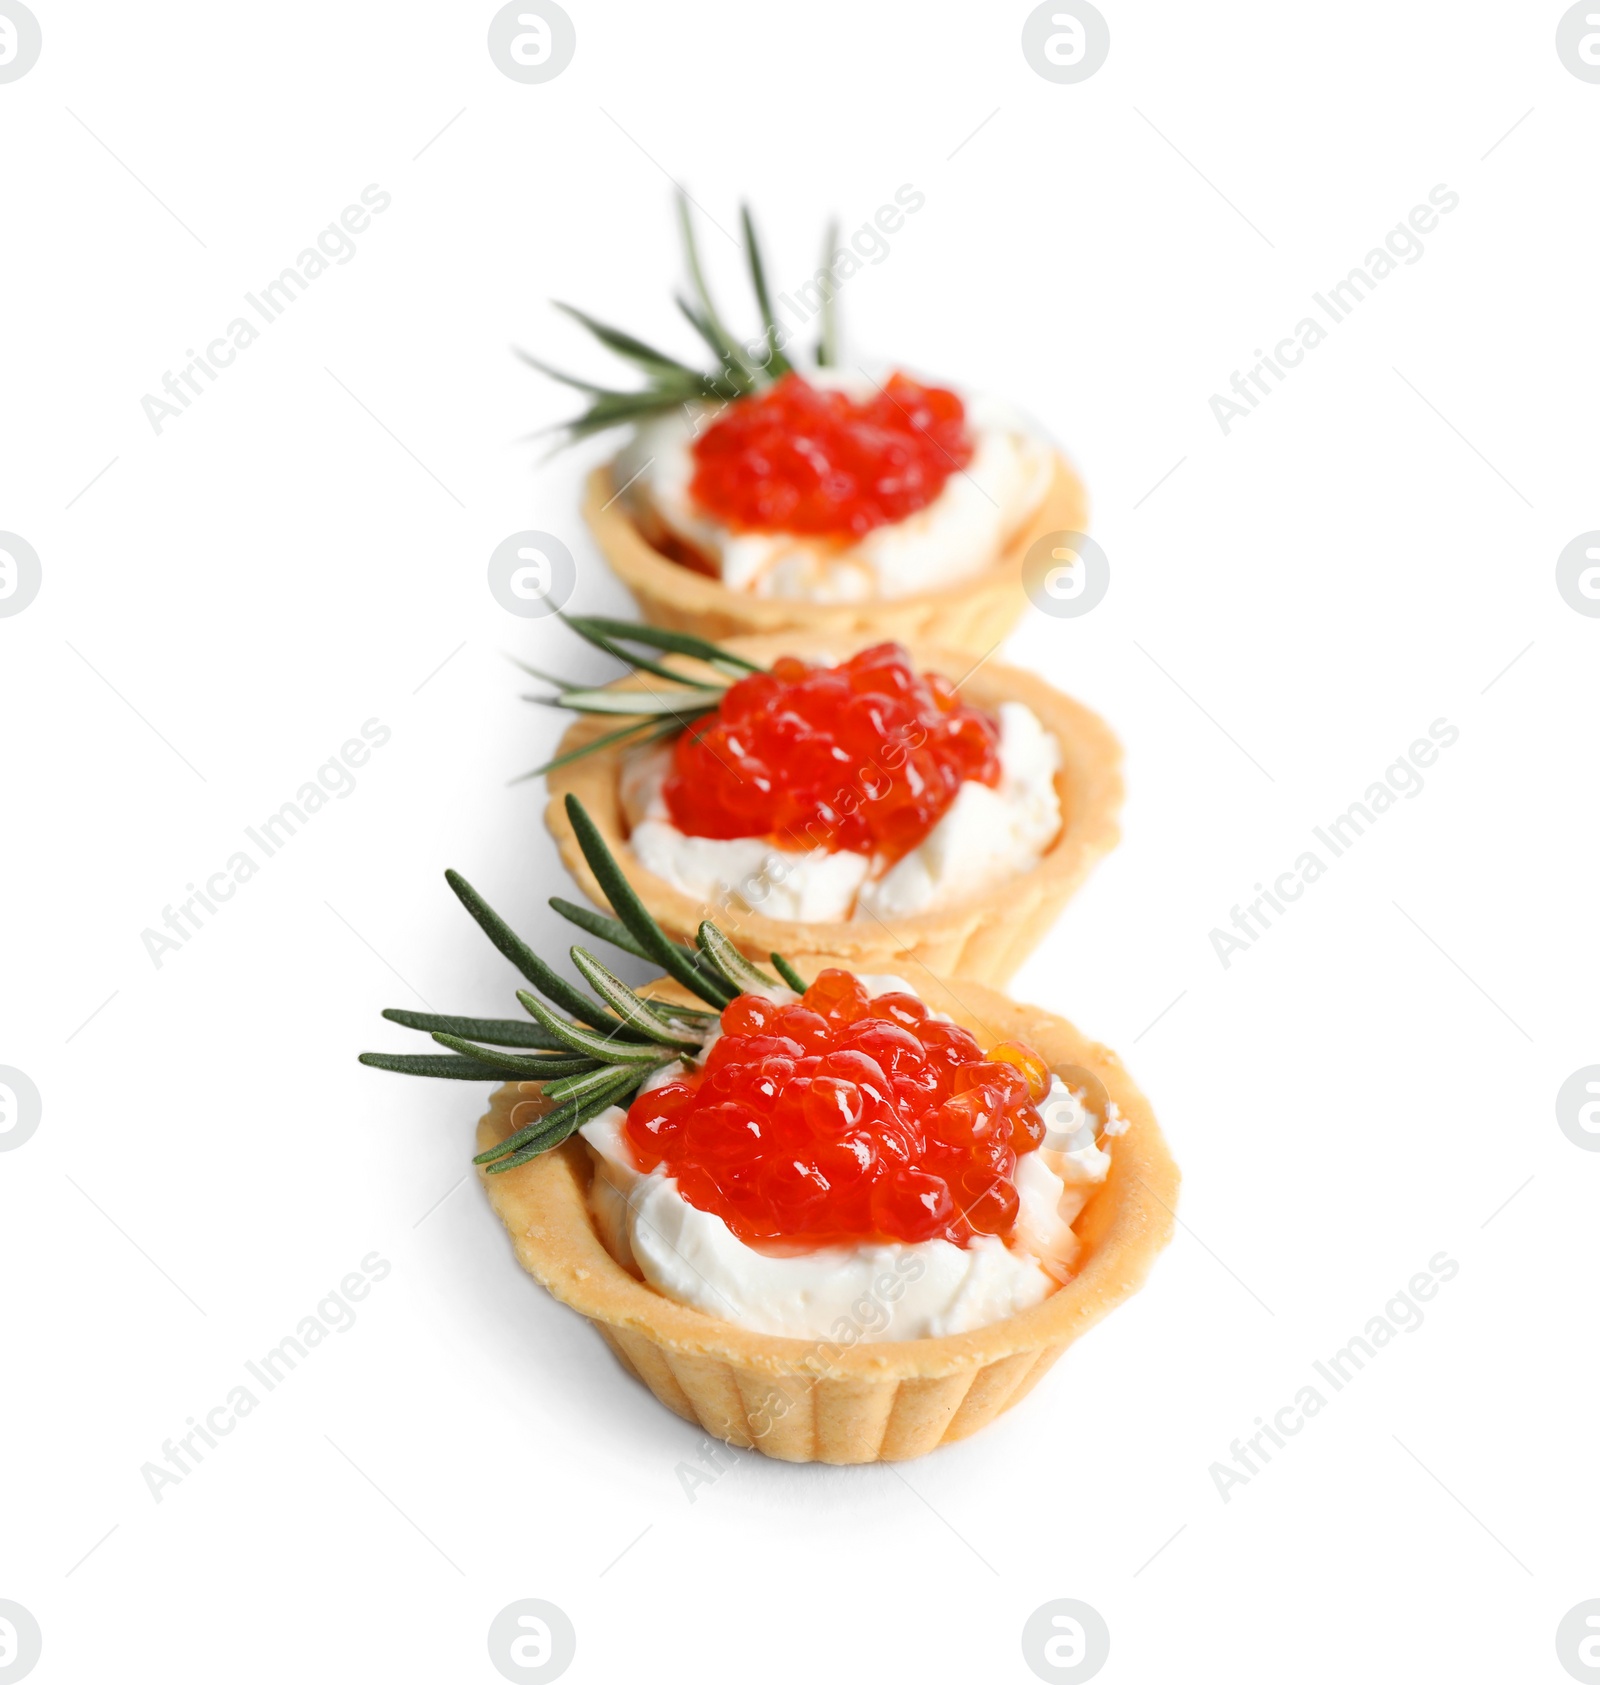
[548,897,652,960]
[563,793,737,1008]
[547,901,725,1015]
[817,218,840,367]
[381,1008,570,1049]
[676,190,752,386]
[443,869,650,1039]
[428,1033,601,1079]
[770,952,808,993]
[741,204,793,379]
[515,990,683,1062]
[510,348,619,396]
[569,947,704,1047]
[562,614,766,675]
[695,921,780,994]
[482,1121,584,1173]
[552,302,701,380]
[560,614,725,688]
[473,1097,585,1167]
[541,1054,674,1106]
[473,1087,590,1163]
[542,686,724,717]
[512,718,667,785]
[674,298,753,396]
[507,654,586,690]
[537,382,718,449]
[357,1052,510,1081]
[477,1065,644,1169]
[552,306,700,382]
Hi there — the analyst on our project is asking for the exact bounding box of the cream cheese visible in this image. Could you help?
[578,977,1113,1341]
[622,700,1062,923]
[583,1106,1057,1340]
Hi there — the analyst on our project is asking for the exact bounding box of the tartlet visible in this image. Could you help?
[582,453,1089,660]
[359,813,1177,1465]
[543,631,1123,986]
[474,967,1176,1464]
[522,195,1090,658]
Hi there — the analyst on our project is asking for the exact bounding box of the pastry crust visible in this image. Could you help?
[475,970,1176,1463]
[581,451,1089,659]
[545,633,1122,986]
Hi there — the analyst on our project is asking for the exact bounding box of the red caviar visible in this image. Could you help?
[689,371,973,538]
[662,642,1001,861]
[623,970,1050,1249]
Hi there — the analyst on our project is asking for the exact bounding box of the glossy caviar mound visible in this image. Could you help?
[624,969,1053,1249]
[689,372,974,538]
[662,642,1001,862]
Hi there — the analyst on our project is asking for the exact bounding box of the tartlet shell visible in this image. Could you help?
[581,451,1089,659]
[545,633,1123,987]
[475,970,1177,1464]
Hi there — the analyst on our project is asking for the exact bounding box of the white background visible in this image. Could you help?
[4,2,1598,1681]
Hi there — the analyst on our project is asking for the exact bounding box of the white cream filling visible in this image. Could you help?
[622,700,1062,924]
[579,980,1114,1341]
[614,374,1054,604]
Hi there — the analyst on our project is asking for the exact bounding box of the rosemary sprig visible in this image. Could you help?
[521,193,839,445]
[359,797,809,1172]
[516,612,766,783]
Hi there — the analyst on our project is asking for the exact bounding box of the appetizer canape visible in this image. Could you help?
[530,617,1121,985]
[522,197,1088,656]
[361,805,1176,1463]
